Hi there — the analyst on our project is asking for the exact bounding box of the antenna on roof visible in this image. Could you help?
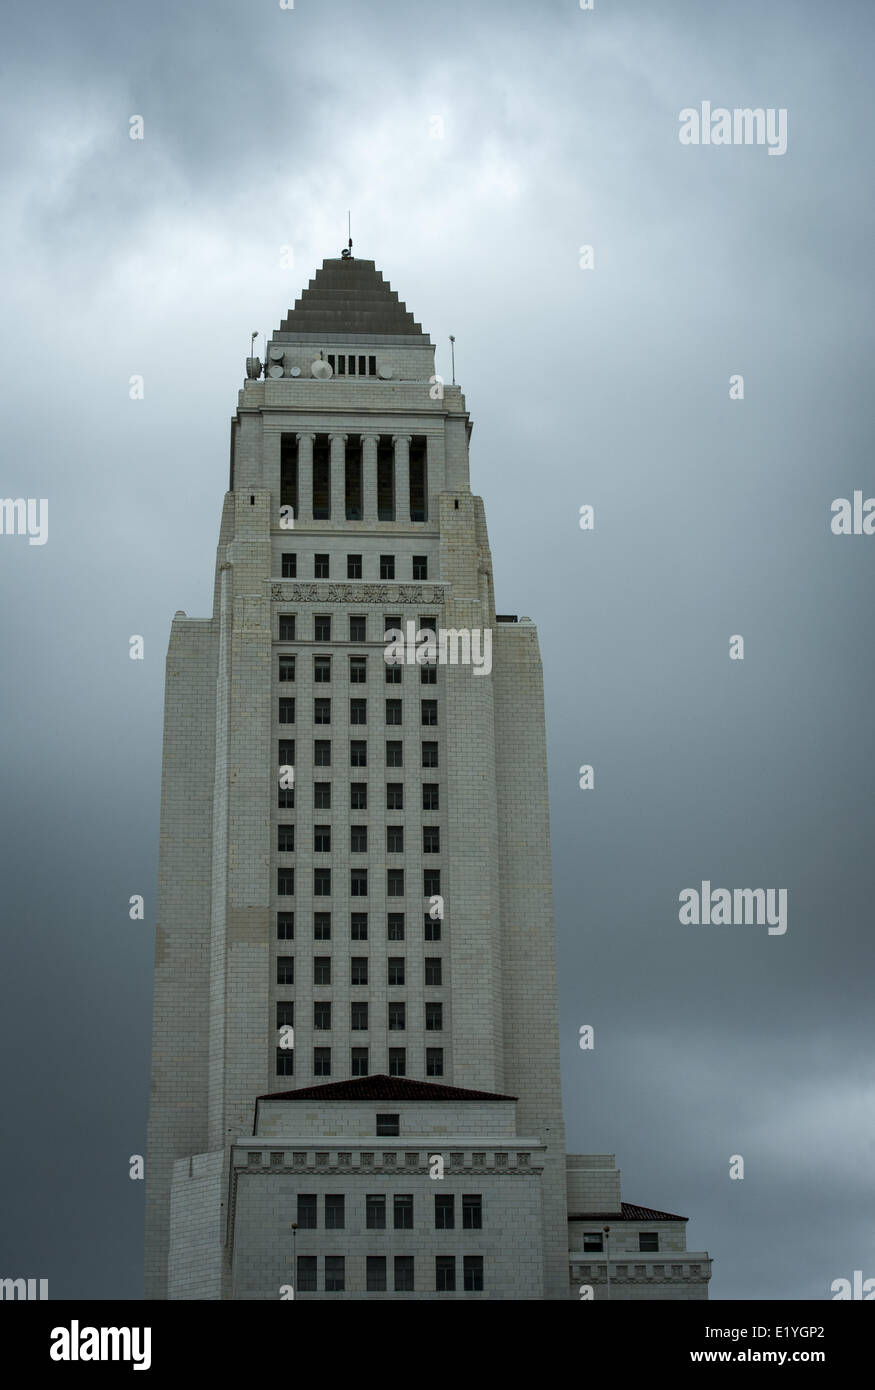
[342,211,354,259]
[449,335,456,385]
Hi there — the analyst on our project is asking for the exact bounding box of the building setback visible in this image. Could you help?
[144,253,711,1299]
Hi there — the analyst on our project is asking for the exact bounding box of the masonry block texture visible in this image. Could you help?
[144,256,710,1300]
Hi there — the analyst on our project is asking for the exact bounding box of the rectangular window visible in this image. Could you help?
[350,740,367,767]
[425,1002,442,1030]
[366,1257,386,1292]
[314,740,331,767]
[422,784,439,810]
[368,356,377,377]
[281,435,298,516]
[387,868,404,897]
[435,1194,454,1230]
[347,554,362,579]
[384,614,402,640]
[420,664,436,685]
[351,1047,369,1076]
[377,1114,400,1137]
[386,740,403,768]
[386,783,403,810]
[388,1002,406,1030]
[394,1194,413,1229]
[394,1255,414,1292]
[314,655,331,682]
[279,614,296,641]
[426,1048,444,1076]
[279,655,295,682]
[409,437,427,522]
[380,554,395,580]
[412,555,428,580]
[314,553,329,579]
[639,1232,659,1252]
[425,957,442,986]
[350,912,368,941]
[281,553,297,579]
[377,437,394,520]
[276,1048,294,1076]
[297,1255,317,1292]
[388,957,405,986]
[314,782,331,810]
[350,698,366,725]
[462,1195,483,1230]
[314,956,331,985]
[387,825,404,853]
[423,869,440,897]
[424,913,441,941]
[277,867,295,896]
[297,1193,317,1228]
[435,1256,455,1292]
[349,656,367,683]
[312,436,330,519]
[279,738,295,766]
[314,697,331,725]
[421,699,438,726]
[350,783,367,810]
[385,699,402,726]
[422,742,438,768]
[314,1047,331,1077]
[423,826,440,853]
[387,912,405,941]
[278,785,295,809]
[277,912,294,940]
[349,615,366,642]
[385,662,401,684]
[314,912,331,941]
[389,1047,406,1076]
[278,824,295,852]
[583,1233,603,1252]
[366,1194,386,1229]
[314,824,331,852]
[351,957,368,985]
[350,825,367,853]
[277,956,294,984]
[314,614,331,642]
[351,1001,368,1030]
[463,1256,484,1292]
[351,868,368,897]
[314,1001,331,1030]
[324,1256,344,1292]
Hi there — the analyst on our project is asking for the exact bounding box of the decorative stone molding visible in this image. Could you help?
[270,582,447,605]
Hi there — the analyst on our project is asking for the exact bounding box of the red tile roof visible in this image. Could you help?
[259,1074,517,1103]
[569,1203,687,1222]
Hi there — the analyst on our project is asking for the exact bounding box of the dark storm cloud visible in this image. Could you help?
[0,0,872,1299]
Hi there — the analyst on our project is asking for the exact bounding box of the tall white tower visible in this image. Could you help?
[144,252,569,1299]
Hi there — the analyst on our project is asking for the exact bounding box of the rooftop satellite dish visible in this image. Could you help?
[378,364,394,379]
[268,364,284,378]
[289,366,301,378]
[312,360,333,379]
[269,345,284,361]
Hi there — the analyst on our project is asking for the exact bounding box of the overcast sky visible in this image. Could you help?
[1,0,873,1301]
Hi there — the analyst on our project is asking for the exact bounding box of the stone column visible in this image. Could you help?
[330,433,348,522]
[296,433,314,523]
[393,434,412,524]
[361,433,379,522]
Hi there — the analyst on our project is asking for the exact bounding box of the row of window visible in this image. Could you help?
[278,741,439,767]
[293,1254,483,1293]
[277,1047,444,1077]
[279,656,436,684]
[277,698,439,723]
[277,826,441,854]
[583,1232,662,1253]
[294,1193,481,1230]
[281,554,429,581]
[280,434,427,523]
[276,912,442,941]
[278,615,433,643]
[276,868,441,896]
[276,1001,442,1029]
[276,958,443,986]
[278,785,439,812]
